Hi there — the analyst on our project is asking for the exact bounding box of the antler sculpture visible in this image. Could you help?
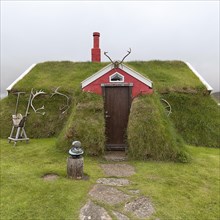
[104,51,114,64]
[30,89,46,115]
[119,48,131,65]
[104,48,131,68]
[51,87,70,114]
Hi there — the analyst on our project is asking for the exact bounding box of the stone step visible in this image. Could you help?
[104,151,128,162]
[96,178,130,186]
[101,164,135,177]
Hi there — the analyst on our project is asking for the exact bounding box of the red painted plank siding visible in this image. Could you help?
[83,68,153,97]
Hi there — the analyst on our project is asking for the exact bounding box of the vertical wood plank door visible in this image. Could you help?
[104,86,131,150]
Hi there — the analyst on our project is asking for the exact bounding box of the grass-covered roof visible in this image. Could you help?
[12,60,206,94]
[1,60,219,162]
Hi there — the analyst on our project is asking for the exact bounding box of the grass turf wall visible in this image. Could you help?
[1,61,219,161]
[162,93,220,148]
[0,91,72,138]
[127,93,189,162]
[56,90,105,156]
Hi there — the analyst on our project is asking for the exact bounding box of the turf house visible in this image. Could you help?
[0,32,219,162]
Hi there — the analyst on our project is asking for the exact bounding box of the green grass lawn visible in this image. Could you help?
[1,138,219,220]
[0,138,103,219]
[129,146,220,219]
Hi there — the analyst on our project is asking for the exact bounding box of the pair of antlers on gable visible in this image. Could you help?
[104,48,131,68]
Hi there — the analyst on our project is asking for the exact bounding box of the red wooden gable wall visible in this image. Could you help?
[82,67,153,98]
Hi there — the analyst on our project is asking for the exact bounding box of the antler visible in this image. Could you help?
[104,49,131,68]
[30,89,46,115]
[119,48,131,64]
[51,87,70,114]
[104,51,114,64]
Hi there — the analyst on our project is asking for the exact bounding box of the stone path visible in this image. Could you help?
[100,164,135,177]
[104,151,128,162]
[80,162,156,220]
[96,178,130,186]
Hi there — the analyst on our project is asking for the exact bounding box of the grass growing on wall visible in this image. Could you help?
[0,91,72,138]
[1,60,219,155]
[56,90,105,156]
[162,93,220,148]
[127,93,189,162]
[0,61,107,139]
[0,97,13,137]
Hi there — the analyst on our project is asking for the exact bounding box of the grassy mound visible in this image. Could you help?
[0,61,106,139]
[0,60,219,161]
[162,93,220,147]
[128,94,189,162]
[0,90,72,138]
[56,90,105,156]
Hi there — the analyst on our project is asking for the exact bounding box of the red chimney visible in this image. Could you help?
[91,32,101,62]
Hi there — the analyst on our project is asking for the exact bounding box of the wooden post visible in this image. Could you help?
[67,156,84,179]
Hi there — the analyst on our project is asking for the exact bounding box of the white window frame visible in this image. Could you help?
[109,72,124,82]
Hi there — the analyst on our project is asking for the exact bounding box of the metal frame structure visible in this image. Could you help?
[8,89,45,146]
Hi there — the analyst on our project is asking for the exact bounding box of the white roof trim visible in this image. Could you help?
[185,62,213,92]
[6,64,37,91]
[81,63,152,88]
[120,63,153,87]
[81,63,113,88]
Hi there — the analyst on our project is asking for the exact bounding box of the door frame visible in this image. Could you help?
[101,83,133,151]
[101,83,133,97]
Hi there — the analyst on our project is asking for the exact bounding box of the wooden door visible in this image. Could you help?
[104,86,131,150]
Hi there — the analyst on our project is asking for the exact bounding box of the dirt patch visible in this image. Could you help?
[104,151,128,162]
[82,174,90,181]
[124,197,155,219]
[101,164,135,177]
[42,173,59,181]
[80,200,112,220]
[89,184,131,205]
[96,178,130,186]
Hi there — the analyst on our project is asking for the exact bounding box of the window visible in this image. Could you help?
[109,72,124,82]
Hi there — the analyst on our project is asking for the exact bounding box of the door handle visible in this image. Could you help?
[105,115,111,118]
